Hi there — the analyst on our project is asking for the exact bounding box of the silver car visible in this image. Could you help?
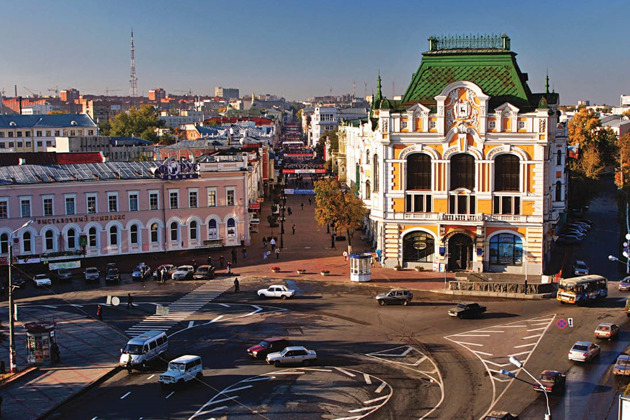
[568,340,600,362]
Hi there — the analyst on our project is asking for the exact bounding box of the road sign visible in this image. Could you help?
[557,318,568,329]
[568,317,573,327]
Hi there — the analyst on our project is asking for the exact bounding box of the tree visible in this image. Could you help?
[108,104,164,142]
[314,178,368,251]
[615,133,630,189]
[568,108,618,179]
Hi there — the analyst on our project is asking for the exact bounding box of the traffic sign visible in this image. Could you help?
[557,318,567,329]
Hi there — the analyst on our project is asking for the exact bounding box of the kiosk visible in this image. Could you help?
[350,252,372,282]
[25,321,57,365]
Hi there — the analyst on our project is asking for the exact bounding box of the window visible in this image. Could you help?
[0,233,8,254]
[450,154,475,190]
[65,196,76,215]
[373,154,379,192]
[226,188,235,206]
[489,121,496,129]
[45,230,54,252]
[43,197,54,216]
[449,194,476,214]
[518,120,526,130]
[0,199,6,219]
[150,223,159,243]
[493,196,521,215]
[109,226,118,245]
[87,194,97,214]
[170,222,178,241]
[190,221,198,240]
[108,193,118,212]
[407,154,432,190]
[403,231,435,263]
[208,219,218,239]
[406,194,432,212]
[556,150,562,166]
[227,218,236,238]
[23,231,32,253]
[489,233,523,265]
[130,224,139,245]
[555,181,562,201]
[20,198,31,218]
[36,131,42,137]
[169,191,179,209]
[129,192,139,212]
[207,189,217,207]
[494,155,520,191]
[88,227,97,247]
[67,228,76,249]
[189,190,198,208]
[365,181,371,199]
[429,120,436,129]
[149,191,159,210]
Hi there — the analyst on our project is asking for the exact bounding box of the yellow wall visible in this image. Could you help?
[434,198,448,213]
[401,224,439,236]
[415,118,423,132]
[522,200,535,216]
[393,198,405,212]
[478,199,492,214]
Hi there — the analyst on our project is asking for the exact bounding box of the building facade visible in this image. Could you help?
[341,35,567,276]
[215,87,240,100]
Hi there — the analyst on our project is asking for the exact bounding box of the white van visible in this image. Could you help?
[159,355,203,387]
[120,330,168,370]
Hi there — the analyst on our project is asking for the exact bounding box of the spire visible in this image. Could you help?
[545,70,550,94]
[374,74,383,105]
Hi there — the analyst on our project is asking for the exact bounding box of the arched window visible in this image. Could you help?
[555,181,562,201]
[494,154,520,191]
[489,233,523,265]
[0,233,8,254]
[23,231,32,253]
[88,227,97,247]
[227,218,236,238]
[170,222,178,241]
[402,231,435,263]
[373,154,379,192]
[109,226,118,246]
[67,228,76,249]
[130,224,139,245]
[450,154,475,190]
[365,181,371,200]
[365,151,370,164]
[190,221,198,241]
[150,223,159,243]
[556,150,562,166]
[407,154,431,190]
[208,219,218,239]
[45,230,54,251]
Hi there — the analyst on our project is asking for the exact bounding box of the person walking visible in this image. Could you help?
[263,237,267,248]
[287,207,292,215]
[301,202,304,210]
[207,255,213,266]
[227,261,232,274]
[219,255,225,268]
[275,248,280,260]
[96,304,103,321]
[292,224,296,235]
[234,277,240,293]
[343,250,348,262]
[308,197,312,205]
[157,268,163,283]
[242,246,247,260]
[270,237,276,251]
[127,293,134,309]
[231,247,237,265]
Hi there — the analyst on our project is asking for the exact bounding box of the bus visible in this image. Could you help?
[557,275,608,305]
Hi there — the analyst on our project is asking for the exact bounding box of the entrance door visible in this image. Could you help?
[448,233,473,271]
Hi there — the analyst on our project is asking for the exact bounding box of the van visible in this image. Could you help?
[120,330,168,370]
[158,355,203,387]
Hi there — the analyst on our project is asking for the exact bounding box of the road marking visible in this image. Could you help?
[472,350,493,356]
[526,327,546,331]
[514,343,536,348]
[208,406,227,413]
[302,368,332,372]
[42,305,57,309]
[209,315,224,323]
[473,330,504,333]
[522,334,541,340]
[219,303,230,307]
[363,395,388,405]
[413,356,428,366]
[243,376,274,382]
[508,351,531,358]
[240,305,263,317]
[363,374,372,384]
[147,374,155,380]
[165,391,174,399]
[120,391,131,399]
[272,371,305,375]
[375,382,387,393]
[349,406,379,413]
[205,396,238,405]
[401,347,412,356]
[334,367,356,377]
[70,304,83,308]
[188,321,195,328]
[456,334,491,337]
[452,341,483,347]
[224,385,253,393]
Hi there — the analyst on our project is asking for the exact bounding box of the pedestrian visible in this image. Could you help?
[51,342,60,363]
[308,197,312,205]
[227,261,232,274]
[292,224,296,235]
[127,293,133,309]
[263,251,269,260]
[242,247,247,260]
[219,255,225,268]
[207,255,213,266]
[126,359,132,373]
[96,304,103,321]
[301,202,304,210]
[158,267,164,283]
[287,207,292,215]
[371,254,375,267]
[275,248,280,260]
[343,250,348,262]
[375,249,382,265]
[192,259,197,270]
[270,237,276,251]
[234,277,240,293]
[231,247,237,265]
[161,266,167,282]
[263,237,267,248]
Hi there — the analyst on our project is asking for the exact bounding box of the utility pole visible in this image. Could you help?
[129,29,138,98]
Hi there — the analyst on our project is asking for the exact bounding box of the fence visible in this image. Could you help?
[449,281,558,295]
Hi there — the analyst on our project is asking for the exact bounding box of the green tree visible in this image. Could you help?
[568,108,618,179]
[108,104,164,142]
[314,178,368,251]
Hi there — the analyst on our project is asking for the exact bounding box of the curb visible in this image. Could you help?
[0,366,38,390]
[431,290,556,299]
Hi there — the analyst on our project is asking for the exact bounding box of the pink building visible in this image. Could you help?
[0,157,259,263]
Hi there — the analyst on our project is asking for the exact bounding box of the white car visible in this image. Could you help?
[33,274,52,287]
[266,346,317,367]
[573,260,589,276]
[159,355,203,387]
[568,340,600,362]
[84,267,100,281]
[172,265,195,280]
[257,285,295,299]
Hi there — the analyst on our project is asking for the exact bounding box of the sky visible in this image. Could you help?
[1,0,629,105]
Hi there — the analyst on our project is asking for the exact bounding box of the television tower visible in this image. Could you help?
[129,29,138,97]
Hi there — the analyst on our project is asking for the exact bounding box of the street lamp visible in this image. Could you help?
[502,356,551,420]
[8,219,34,373]
[609,253,630,274]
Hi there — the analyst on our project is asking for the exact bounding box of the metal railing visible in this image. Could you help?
[448,280,558,295]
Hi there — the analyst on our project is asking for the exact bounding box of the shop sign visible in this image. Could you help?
[413,242,427,250]
[249,203,261,210]
[157,160,199,180]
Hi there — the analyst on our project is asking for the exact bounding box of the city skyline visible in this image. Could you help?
[2,0,629,105]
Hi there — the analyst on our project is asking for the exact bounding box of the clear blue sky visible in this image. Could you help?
[2,0,628,105]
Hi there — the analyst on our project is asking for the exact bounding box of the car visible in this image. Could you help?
[448,302,487,319]
[193,265,215,280]
[153,264,176,280]
[556,235,582,245]
[131,263,151,281]
[11,274,26,289]
[33,274,52,287]
[620,277,630,291]
[594,322,619,340]
[564,229,586,239]
[376,289,413,306]
[105,262,118,272]
[573,260,589,276]
[257,285,295,299]
[534,370,566,394]
[158,355,203,387]
[266,345,317,367]
[172,265,195,280]
[568,340,600,362]
[614,354,630,376]
[568,222,590,231]
[53,268,73,281]
[84,267,100,281]
[483,412,519,420]
[247,337,292,359]
[105,268,121,283]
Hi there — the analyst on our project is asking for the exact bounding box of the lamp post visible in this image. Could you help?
[8,219,34,373]
[609,253,630,274]
[502,356,551,420]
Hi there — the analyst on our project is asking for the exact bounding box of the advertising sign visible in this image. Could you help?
[49,260,82,270]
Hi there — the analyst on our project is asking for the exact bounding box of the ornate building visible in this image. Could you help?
[341,35,567,276]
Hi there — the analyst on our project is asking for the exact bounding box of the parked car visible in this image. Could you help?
[84,267,100,281]
[564,229,586,239]
[614,354,630,376]
[483,412,519,420]
[568,341,600,362]
[573,260,590,276]
[11,274,26,289]
[53,268,73,281]
[105,268,121,283]
[568,222,590,231]
[105,262,118,272]
[448,302,487,319]
[594,322,619,340]
[556,235,582,245]
[132,263,151,281]
[172,265,195,280]
[193,265,215,280]
[266,346,317,367]
[158,355,203,387]
[153,264,176,280]
[619,277,630,291]
[33,274,52,287]
[376,289,413,306]
[247,337,292,360]
[257,285,295,299]
[534,370,566,394]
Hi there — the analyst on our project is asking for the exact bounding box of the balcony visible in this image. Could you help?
[401,212,541,223]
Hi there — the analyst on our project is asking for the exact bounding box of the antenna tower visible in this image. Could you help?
[129,29,138,97]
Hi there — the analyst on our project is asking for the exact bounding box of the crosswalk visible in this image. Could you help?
[125,278,234,337]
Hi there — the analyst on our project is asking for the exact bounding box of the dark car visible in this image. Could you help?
[448,302,487,319]
[534,370,566,394]
[484,412,519,420]
[131,263,151,281]
[247,337,292,360]
[193,265,215,280]
[53,268,73,281]
[619,277,630,291]
[376,289,413,306]
[105,268,121,283]
[11,274,26,289]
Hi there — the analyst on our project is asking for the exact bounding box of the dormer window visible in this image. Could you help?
[488,121,496,129]
[71,121,78,126]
